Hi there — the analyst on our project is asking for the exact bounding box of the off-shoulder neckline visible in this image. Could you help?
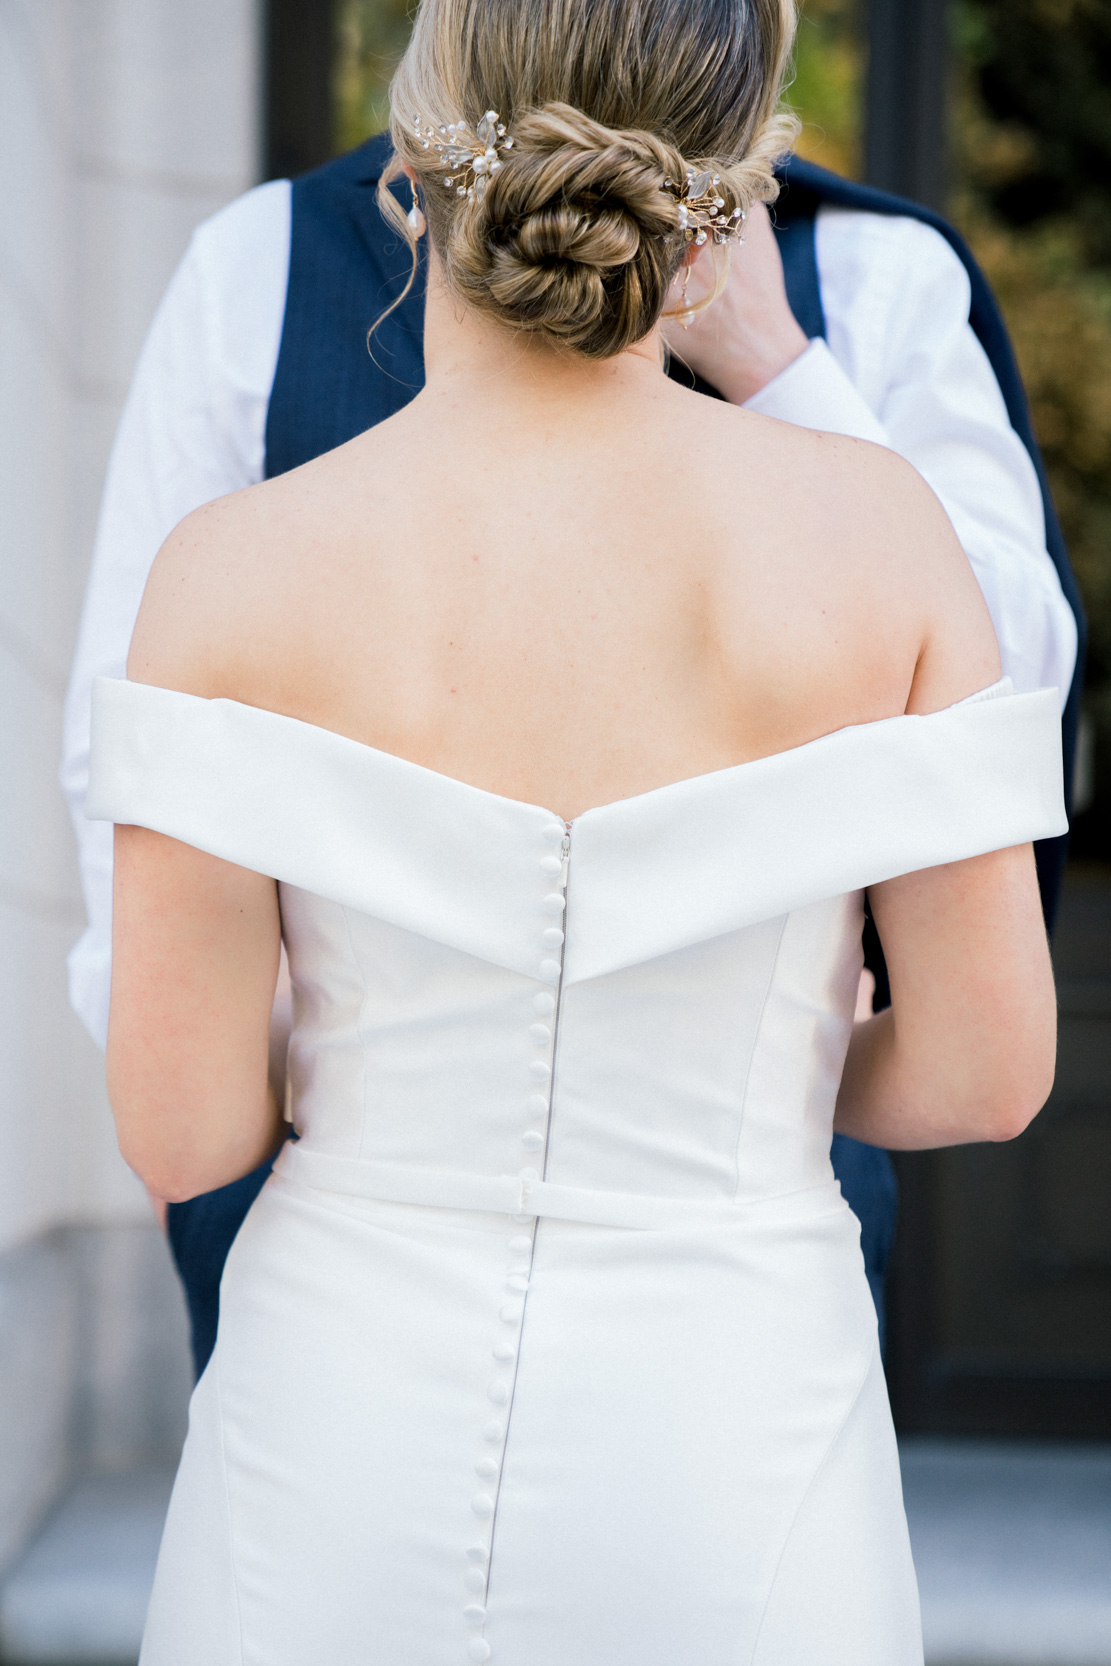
[104,675,1014,827]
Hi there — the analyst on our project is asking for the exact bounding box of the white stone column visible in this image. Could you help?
[0,0,261,1253]
[0,0,262,1573]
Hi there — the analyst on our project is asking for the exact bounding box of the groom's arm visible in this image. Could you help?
[675,203,1078,711]
[60,180,291,1049]
[815,207,1075,706]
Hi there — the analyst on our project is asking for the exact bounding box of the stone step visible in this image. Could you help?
[0,1469,174,1665]
[1,1446,1108,1663]
[902,1439,1111,1665]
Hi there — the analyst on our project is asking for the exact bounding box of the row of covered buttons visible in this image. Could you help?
[537,820,568,982]
[524,822,567,1161]
[462,1229,535,1661]
[458,821,569,1661]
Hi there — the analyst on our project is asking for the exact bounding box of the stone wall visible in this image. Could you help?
[0,0,261,1575]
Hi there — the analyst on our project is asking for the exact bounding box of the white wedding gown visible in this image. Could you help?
[89,673,1064,1666]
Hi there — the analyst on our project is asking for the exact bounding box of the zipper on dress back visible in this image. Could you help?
[539,824,572,1182]
[472,824,573,1629]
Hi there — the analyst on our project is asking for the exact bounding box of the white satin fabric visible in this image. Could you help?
[88,675,1065,1666]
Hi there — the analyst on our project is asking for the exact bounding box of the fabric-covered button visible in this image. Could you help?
[528,1022,551,1044]
[520,1130,544,1151]
[542,927,564,948]
[464,1566,487,1593]
[539,854,562,875]
[525,1093,548,1118]
[533,992,555,1016]
[538,959,561,982]
[507,1234,532,1253]
[492,1341,516,1361]
[541,822,565,845]
[464,1603,488,1625]
[511,1210,535,1225]
[499,1300,524,1322]
[468,1642,492,1663]
[471,1494,495,1517]
[528,1059,551,1081]
[506,1273,528,1294]
[541,892,566,916]
[482,1419,504,1442]
[475,1457,499,1478]
[487,1380,510,1404]
[466,1544,488,1564]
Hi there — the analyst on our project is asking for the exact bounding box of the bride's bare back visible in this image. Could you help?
[129,256,997,822]
[113,255,1052,1210]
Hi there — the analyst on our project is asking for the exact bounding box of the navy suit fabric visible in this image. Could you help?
[167,138,1080,1379]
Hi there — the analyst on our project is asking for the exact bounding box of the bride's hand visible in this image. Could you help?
[661,202,809,405]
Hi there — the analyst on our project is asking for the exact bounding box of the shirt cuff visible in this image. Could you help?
[743,339,889,445]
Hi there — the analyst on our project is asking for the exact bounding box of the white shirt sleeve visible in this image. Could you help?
[60,179,292,1049]
[747,206,1078,711]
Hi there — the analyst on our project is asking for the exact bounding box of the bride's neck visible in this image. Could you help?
[418,247,667,412]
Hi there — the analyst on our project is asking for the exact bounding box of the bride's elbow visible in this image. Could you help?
[116,1127,269,1204]
[972,1040,1056,1144]
[115,1124,210,1204]
[108,1050,279,1201]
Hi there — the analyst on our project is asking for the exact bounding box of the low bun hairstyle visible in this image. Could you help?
[380,0,799,360]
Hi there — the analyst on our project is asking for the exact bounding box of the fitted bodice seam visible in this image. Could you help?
[747,1339,879,1666]
[211,1348,247,1666]
[337,902,373,1162]
[729,912,789,1205]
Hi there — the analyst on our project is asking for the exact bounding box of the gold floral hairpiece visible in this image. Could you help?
[665,169,746,246]
[412,110,515,199]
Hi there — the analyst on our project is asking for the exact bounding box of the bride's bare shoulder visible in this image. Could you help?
[126,425,397,697]
[700,397,1001,710]
[705,395,950,561]
[127,452,314,697]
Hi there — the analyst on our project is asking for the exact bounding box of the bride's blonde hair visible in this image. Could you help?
[379,0,799,360]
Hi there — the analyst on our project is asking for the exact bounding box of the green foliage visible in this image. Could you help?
[335,0,413,151]
[790,0,864,176]
[956,0,1111,266]
[951,1,1111,845]
[335,0,867,167]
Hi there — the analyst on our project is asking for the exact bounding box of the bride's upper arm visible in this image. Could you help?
[844,449,1051,1145]
[113,486,287,1197]
[108,821,283,1201]
[878,455,1003,715]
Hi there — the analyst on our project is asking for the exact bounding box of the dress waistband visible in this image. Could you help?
[274,1145,845,1232]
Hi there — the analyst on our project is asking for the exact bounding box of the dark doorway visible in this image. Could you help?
[865,0,948,209]
[872,0,1111,1439]
[886,867,1111,1438]
[265,0,339,180]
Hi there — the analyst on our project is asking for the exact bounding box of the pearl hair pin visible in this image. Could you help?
[411,110,515,200]
[665,169,746,248]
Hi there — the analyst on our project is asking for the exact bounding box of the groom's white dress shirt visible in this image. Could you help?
[61,177,1078,1050]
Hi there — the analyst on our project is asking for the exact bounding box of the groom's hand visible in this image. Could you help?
[662,202,808,405]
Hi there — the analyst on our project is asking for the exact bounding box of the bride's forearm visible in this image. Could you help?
[109,824,286,1202]
[839,848,1056,1153]
[833,1010,936,1150]
[833,1001,1050,1152]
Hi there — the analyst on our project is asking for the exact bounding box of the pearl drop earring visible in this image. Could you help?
[407,179,426,238]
